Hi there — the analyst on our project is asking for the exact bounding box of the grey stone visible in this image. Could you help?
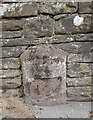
[54,14,92,34]
[2,88,22,98]
[2,76,21,89]
[79,2,92,13]
[2,3,38,17]
[67,63,92,78]
[68,53,93,63]
[23,16,54,38]
[39,2,78,15]
[67,87,92,101]
[24,78,66,106]
[21,45,67,105]
[67,77,92,87]
[1,31,22,39]
[21,45,67,79]
[2,46,27,58]
[75,33,93,42]
[56,42,93,53]
[0,69,21,79]
[0,58,20,69]
[2,20,22,31]
[1,35,75,47]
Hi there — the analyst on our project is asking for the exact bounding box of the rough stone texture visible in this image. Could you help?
[2,76,21,89]
[1,34,92,47]
[1,31,22,39]
[1,2,93,104]
[57,42,93,53]
[79,2,92,13]
[0,58,20,69]
[2,20,22,31]
[67,87,92,101]
[39,2,78,15]
[23,16,54,38]
[1,35,75,47]
[0,69,21,79]
[21,45,67,105]
[67,77,92,87]
[2,89,22,98]
[24,78,66,106]
[2,3,38,17]
[2,46,27,58]
[67,63,92,78]
[55,14,92,34]
[75,33,93,42]
[68,53,93,63]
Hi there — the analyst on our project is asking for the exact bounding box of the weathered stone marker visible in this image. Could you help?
[21,45,67,105]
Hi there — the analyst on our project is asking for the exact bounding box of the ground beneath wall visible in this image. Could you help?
[1,98,93,118]
[32,102,92,118]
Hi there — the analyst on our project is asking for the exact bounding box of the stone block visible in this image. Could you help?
[67,77,92,87]
[2,46,27,58]
[1,35,75,47]
[24,78,66,106]
[68,53,93,63]
[1,31,22,39]
[57,42,93,53]
[21,45,67,105]
[79,2,92,13]
[2,20,22,31]
[67,87,92,101]
[1,89,22,98]
[2,3,38,17]
[67,63,92,78]
[0,69,21,79]
[0,58,20,69]
[23,16,54,38]
[55,14,92,34]
[2,76,21,89]
[75,33,93,42]
[39,2,78,15]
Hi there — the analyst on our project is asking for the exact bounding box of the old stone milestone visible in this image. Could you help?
[1,1,92,106]
[21,45,67,105]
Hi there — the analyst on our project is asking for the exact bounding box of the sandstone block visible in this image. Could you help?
[67,87,92,101]
[2,3,38,17]
[2,89,22,98]
[0,58,20,69]
[1,31,22,39]
[21,45,67,80]
[2,76,21,89]
[55,14,92,34]
[79,2,92,13]
[67,77,92,87]
[21,45,67,105]
[23,16,54,38]
[39,2,78,15]
[75,33,93,42]
[2,46,27,58]
[68,53,93,63]
[57,42,93,53]
[1,35,75,47]
[2,20,22,31]
[24,78,66,106]
[67,63,92,78]
[0,69,21,79]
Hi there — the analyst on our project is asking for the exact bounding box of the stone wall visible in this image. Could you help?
[1,1,93,105]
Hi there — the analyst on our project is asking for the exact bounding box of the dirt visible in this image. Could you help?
[1,97,33,118]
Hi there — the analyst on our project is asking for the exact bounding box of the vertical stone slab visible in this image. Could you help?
[21,45,67,105]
